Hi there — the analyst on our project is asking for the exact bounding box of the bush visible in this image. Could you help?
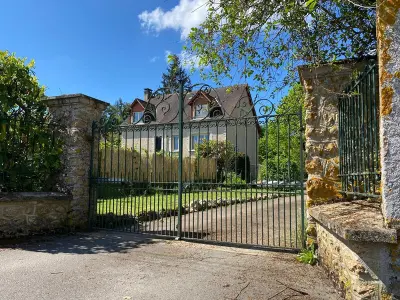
[230,152,251,182]
[223,172,247,188]
[0,51,63,192]
[258,157,301,182]
[195,140,234,182]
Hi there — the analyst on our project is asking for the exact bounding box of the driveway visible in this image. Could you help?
[0,231,340,300]
[144,195,304,249]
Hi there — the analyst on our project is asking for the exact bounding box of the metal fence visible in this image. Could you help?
[90,83,305,250]
[338,61,380,198]
[0,117,62,192]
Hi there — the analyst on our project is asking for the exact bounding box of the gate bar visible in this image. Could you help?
[176,81,184,239]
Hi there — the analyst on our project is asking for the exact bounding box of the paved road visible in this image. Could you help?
[0,231,341,300]
[144,195,304,249]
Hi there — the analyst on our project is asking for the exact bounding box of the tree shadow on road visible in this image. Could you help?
[0,231,162,255]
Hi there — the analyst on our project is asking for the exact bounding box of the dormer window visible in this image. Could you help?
[133,111,144,123]
[194,103,209,119]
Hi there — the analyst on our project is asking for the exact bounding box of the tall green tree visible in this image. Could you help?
[161,54,192,94]
[101,98,131,127]
[258,83,305,181]
[186,0,376,93]
[100,98,131,147]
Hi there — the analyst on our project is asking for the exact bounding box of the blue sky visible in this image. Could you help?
[1,0,287,106]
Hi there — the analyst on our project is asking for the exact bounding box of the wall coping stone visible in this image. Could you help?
[43,93,109,108]
[0,192,72,202]
[309,200,398,244]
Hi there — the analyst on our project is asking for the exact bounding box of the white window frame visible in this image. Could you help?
[193,103,209,119]
[132,111,144,123]
[190,134,209,151]
[172,135,179,152]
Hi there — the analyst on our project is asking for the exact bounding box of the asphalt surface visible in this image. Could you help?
[0,231,341,300]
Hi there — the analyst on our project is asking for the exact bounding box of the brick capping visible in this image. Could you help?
[44,93,109,108]
[309,201,398,244]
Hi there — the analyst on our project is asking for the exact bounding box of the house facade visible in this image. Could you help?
[121,85,260,179]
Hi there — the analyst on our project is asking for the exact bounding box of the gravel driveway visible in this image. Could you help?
[143,195,304,249]
[0,231,340,300]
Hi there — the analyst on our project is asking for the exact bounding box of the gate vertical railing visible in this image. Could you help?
[338,61,380,199]
[177,81,184,239]
[89,83,306,250]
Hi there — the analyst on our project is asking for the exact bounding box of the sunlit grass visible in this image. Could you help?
[96,188,300,216]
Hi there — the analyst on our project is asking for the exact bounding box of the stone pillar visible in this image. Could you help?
[377,0,400,229]
[298,61,367,244]
[43,94,108,229]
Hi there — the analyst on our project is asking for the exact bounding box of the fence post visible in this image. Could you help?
[176,81,184,239]
[43,94,109,230]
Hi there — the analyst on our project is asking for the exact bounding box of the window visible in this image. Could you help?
[194,104,209,118]
[173,136,179,151]
[191,134,209,150]
[133,111,144,123]
[155,136,162,152]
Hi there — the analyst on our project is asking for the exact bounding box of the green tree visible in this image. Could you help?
[258,83,305,181]
[195,140,234,181]
[101,98,131,127]
[161,54,192,94]
[0,51,62,191]
[100,98,131,147]
[186,0,376,92]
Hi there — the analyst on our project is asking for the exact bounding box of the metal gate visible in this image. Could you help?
[89,83,305,250]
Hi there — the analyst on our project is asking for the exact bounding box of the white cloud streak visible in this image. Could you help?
[164,49,203,70]
[149,56,160,63]
[138,0,209,39]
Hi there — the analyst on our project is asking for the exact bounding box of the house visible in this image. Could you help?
[121,84,261,178]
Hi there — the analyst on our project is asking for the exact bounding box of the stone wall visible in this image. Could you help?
[316,223,398,299]
[299,56,400,298]
[298,61,367,245]
[44,94,108,229]
[0,193,71,238]
[377,0,400,229]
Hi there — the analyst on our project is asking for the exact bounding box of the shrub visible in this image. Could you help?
[0,51,63,192]
[230,152,251,182]
[296,243,318,265]
[195,140,234,181]
[223,172,246,188]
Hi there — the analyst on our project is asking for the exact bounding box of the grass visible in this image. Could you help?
[96,188,300,216]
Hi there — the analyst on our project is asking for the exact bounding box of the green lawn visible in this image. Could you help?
[96,188,300,216]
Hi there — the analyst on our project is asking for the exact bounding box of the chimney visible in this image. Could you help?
[144,88,152,102]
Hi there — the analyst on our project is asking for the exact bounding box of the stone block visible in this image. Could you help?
[3,206,24,218]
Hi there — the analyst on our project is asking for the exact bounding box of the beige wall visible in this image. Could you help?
[121,121,259,178]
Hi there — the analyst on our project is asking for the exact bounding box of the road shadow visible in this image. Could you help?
[0,231,161,255]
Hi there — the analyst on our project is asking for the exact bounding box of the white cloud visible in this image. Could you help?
[180,50,201,69]
[149,56,159,63]
[138,0,209,39]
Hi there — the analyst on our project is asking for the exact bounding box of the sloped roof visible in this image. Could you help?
[139,84,254,124]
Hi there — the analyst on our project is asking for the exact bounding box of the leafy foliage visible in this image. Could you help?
[186,0,376,92]
[0,51,62,192]
[258,84,305,181]
[195,139,234,181]
[223,172,247,188]
[161,54,192,94]
[99,98,131,147]
[230,152,251,182]
[101,98,131,128]
[297,243,318,265]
